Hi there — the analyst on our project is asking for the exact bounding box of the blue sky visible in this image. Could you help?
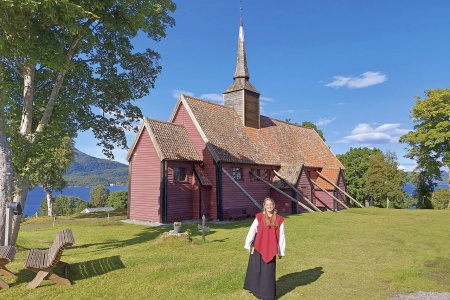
[75,0,450,171]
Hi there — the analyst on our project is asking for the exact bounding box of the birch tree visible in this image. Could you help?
[0,67,14,243]
[0,0,176,245]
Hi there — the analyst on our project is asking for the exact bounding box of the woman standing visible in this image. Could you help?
[244,197,286,300]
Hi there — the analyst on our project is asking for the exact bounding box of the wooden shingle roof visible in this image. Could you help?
[145,118,201,162]
[272,165,303,189]
[194,164,212,186]
[179,95,344,170]
[181,95,263,164]
[136,118,201,162]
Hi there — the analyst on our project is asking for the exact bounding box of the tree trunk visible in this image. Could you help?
[20,64,36,136]
[0,117,14,246]
[0,67,14,246]
[8,63,36,246]
[9,176,30,245]
[44,185,54,217]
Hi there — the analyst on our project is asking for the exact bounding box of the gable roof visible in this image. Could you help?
[170,95,344,171]
[126,117,201,162]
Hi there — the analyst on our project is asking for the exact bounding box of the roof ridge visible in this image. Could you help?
[183,94,235,110]
[144,117,185,128]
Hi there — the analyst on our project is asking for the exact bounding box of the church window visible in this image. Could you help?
[174,167,187,182]
[231,167,243,181]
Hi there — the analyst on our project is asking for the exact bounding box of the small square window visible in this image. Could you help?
[174,167,187,181]
[261,169,270,181]
[231,167,243,181]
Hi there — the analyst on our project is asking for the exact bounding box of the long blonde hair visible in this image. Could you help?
[262,197,278,228]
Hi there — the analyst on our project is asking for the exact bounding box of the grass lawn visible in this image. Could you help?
[1,207,450,299]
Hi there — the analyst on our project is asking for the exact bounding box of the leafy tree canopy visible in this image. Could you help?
[400,89,450,181]
[90,184,109,207]
[1,0,176,161]
[336,147,382,205]
[364,151,408,208]
[39,195,87,216]
[107,190,128,210]
[430,188,450,209]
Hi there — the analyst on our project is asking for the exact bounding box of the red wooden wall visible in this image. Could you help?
[172,103,217,219]
[166,161,194,222]
[128,128,161,222]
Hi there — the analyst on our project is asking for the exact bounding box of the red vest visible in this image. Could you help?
[253,212,284,263]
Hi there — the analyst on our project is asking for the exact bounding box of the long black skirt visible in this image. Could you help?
[243,249,276,300]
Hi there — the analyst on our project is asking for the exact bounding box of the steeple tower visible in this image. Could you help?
[223,19,261,129]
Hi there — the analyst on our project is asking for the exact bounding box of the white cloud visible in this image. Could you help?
[325,71,387,89]
[172,89,194,99]
[338,123,411,144]
[269,109,296,116]
[317,117,336,126]
[199,93,223,103]
[260,96,275,102]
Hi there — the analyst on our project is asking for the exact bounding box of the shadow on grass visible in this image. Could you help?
[71,227,168,252]
[276,267,324,298]
[14,255,125,286]
[71,255,125,281]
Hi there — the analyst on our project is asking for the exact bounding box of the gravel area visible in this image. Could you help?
[391,292,450,299]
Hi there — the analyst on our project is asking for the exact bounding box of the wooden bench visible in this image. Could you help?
[24,228,75,289]
[0,245,16,289]
[227,208,247,220]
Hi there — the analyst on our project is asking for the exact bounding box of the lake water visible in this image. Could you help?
[404,182,448,195]
[24,185,128,217]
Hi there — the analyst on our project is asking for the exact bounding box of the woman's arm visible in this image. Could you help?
[244,218,258,251]
[278,222,286,257]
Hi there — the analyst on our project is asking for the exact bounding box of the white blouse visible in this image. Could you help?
[244,218,286,257]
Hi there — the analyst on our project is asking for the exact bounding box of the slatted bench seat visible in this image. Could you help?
[227,208,247,220]
[24,228,75,289]
[0,245,16,289]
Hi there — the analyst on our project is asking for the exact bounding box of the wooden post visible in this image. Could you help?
[316,171,364,208]
[309,179,349,209]
[249,171,314,213]
[222,168,262,210]
[273,170,321,212]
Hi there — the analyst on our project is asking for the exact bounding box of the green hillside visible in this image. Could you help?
[64,149,128,186]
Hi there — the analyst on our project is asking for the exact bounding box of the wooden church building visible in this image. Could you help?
[126,19,353,223]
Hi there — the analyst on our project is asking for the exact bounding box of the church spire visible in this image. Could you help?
[234,19,249,80]
[223,17,261,129]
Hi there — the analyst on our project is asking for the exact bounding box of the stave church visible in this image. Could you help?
[126,19,353,223]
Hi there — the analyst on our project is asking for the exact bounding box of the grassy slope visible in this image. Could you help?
[2,208,450,299]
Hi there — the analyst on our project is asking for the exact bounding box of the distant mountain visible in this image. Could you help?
[64,148,128,187]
